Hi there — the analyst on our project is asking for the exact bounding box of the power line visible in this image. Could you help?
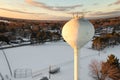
[0,44,13,77]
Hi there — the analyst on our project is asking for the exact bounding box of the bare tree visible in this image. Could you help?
[89,59,120,80]
[89,60,103,80]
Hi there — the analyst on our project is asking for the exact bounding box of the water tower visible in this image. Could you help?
[62,15,94,80]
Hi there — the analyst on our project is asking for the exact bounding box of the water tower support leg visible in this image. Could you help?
[74,48,79,80]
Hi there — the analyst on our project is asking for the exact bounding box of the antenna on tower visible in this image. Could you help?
[72,12,80,18]
[71,11,86,19]
[76,12,79,18]
[81,12,84,18]
[72,13,75,18]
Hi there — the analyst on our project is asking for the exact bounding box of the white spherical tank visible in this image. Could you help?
[62,17,94,49]
[62,16,95,80]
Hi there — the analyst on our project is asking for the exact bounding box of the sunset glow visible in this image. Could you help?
[0,0,120,20]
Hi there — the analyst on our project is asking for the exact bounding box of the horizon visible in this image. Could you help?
[0,0,120,20]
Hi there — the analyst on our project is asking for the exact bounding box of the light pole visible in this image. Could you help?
[62,16,94,80]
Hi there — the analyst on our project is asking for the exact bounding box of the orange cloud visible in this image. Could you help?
[108,0,120,6]
[88,10,120,18]
[25,0,83,11]
[0,8,45,15]
[0,8,48,20]
[0,8,69,20]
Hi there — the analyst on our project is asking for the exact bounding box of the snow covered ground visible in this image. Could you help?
[0,41,120,80]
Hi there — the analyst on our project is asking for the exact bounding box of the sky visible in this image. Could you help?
[0,0,120,20]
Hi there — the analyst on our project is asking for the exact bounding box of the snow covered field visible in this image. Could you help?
[0,41,120,80]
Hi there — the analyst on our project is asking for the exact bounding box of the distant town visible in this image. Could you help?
[0,16,120,50]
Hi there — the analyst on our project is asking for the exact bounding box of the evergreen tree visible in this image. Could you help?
[107,54,120,68]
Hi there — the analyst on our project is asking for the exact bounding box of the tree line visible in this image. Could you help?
[0,16,120,45]
[90,17,120,28]
[92,32,120,50]
[0,19,65,45]
[30,30,61,44]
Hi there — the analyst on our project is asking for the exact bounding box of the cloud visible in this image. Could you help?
[114,0,120,4]
[116,7,120,10]
[0,8,45,15]
[25,0,83,11]
[89,10,120,18]
[93,3,99,6]
[94,11,120,16]
[108,0,120,6]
